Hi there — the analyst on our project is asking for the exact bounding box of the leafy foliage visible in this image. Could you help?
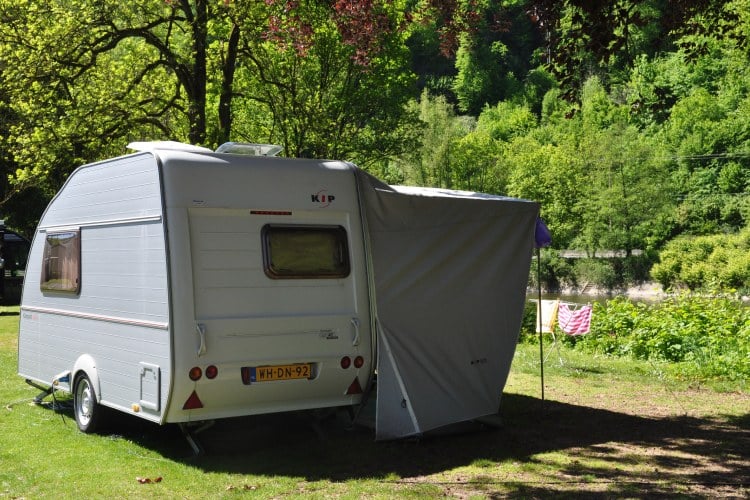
[529,251,653,293]
[522,295,750,384]
[235,1,419,164]
[2,0,750,279]
[582,295,750,383]
[651,228,750,293]
[0,0,419,231]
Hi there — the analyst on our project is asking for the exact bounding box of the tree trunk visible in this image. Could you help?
[218,23,240,145]
[187,0,208,145]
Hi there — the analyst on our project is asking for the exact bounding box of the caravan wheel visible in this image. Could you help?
[73,373,102,433]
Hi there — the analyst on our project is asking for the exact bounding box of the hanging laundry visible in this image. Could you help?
[557,303,593,335]
[536,299,559,333]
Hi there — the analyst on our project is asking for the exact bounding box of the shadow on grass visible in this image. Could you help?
[76,392,750,497]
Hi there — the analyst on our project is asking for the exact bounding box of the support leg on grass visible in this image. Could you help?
[26,379,53,404]
[179,421,215,456]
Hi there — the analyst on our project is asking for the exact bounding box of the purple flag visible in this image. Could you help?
[535,217,551,248]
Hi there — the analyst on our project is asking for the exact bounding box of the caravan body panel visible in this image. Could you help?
[18,153,171,421]
[158,152,373,422]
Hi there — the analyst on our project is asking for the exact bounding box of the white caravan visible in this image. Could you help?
[18,141,539,449]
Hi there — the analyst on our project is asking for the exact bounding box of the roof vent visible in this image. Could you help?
[215,142,283,157]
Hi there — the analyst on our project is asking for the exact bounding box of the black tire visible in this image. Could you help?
[73,373,103,433]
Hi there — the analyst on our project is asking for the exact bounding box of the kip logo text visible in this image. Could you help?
[311,189,335,207]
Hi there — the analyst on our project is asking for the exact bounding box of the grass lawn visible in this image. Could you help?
[1,306,748,498]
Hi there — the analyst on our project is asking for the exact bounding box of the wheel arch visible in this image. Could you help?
[72,354,101,401]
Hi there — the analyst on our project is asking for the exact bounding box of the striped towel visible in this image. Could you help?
[557,303,592,335]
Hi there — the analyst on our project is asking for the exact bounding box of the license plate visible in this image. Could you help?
[242,363,312,384]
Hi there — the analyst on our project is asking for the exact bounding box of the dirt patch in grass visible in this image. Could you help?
[472,395,749,498]
[419,372,750,499]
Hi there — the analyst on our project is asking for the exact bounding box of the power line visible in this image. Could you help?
[664,151,750,161]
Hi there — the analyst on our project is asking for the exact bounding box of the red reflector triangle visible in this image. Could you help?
[182,390,204,410]
[346,377,363,395]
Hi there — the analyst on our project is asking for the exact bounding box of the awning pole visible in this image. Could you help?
[537,247,545,402]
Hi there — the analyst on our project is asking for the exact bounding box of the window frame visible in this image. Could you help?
[40,229,82,294]
[261,224,351,280]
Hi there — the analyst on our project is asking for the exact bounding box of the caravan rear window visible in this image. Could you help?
[262,225,350,279]
[40,230,81,294]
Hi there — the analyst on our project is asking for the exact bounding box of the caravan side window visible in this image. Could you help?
[40,230,81,294]
[262,225,350,279]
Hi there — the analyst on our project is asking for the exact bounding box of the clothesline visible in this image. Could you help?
[528,298,591,307]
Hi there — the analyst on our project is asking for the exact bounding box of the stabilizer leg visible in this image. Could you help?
[25,379,53,403]
[179,421,215,456]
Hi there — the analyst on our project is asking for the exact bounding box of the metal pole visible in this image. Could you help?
[537,247,544,402]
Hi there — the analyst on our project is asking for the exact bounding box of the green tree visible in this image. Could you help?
[0,0,234,198]
[522,0,750,104]
[449,130,502,192]
[233,0,419,164]
[664,82,750,234]
[445,100,537,193]
[505,135,586,248]
[404,10,457,100]
[0,0,420,228]
[453,34,520,115]
[400,90,473,188]
[575,124,674,254]
[503,79,674,253]
[407,0,545,115]
[573,78,674,254]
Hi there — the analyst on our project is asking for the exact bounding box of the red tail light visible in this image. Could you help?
[205,365,218,379]
[189,367,202,381]
[353,356,364,368]
[340,356,351,369]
